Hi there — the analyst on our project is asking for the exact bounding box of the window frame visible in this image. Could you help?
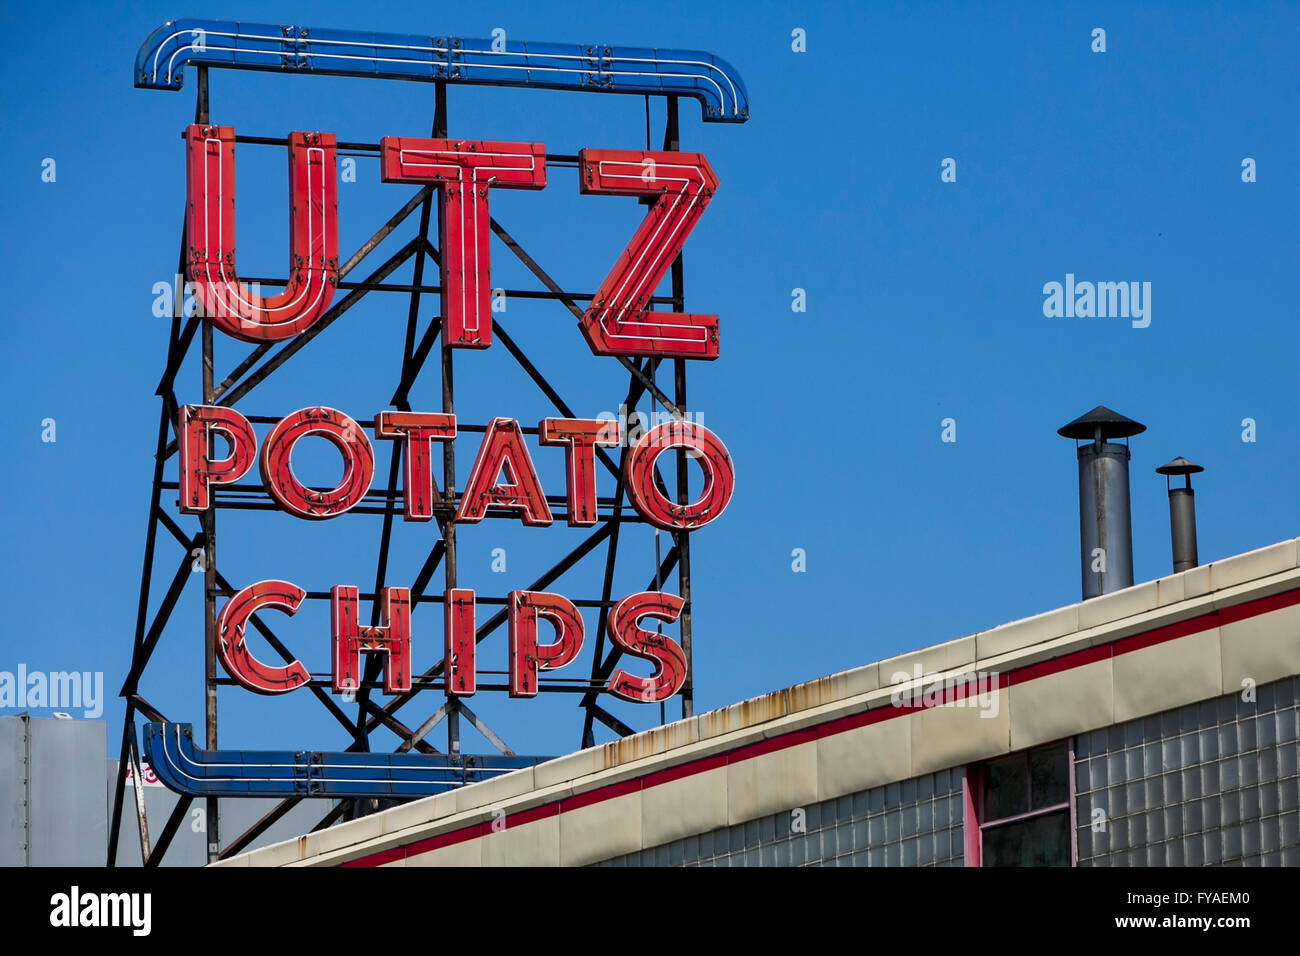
[963,738,1077,867]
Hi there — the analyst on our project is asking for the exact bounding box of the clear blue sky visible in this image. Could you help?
[2,1,1299,759]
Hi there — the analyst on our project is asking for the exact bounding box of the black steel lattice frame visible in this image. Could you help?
[108,70,704,866]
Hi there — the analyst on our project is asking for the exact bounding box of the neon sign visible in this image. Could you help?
[123,19,750,812]
[186,125,721,356]
[178,403,735,702]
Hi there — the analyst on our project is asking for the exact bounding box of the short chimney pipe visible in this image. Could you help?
[1059,406,1146,600]
[1156,457,1203,573]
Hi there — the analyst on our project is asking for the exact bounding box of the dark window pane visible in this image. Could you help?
[984,755,1029,820]
[983,810,1071,867]
[983,818,1027,866]
[1030,744,1070,809]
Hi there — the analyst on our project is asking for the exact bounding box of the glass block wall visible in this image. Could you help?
[596,767,965,867]
[1074,675,1300,866]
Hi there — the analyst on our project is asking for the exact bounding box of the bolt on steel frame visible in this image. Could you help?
[111,28,746,866]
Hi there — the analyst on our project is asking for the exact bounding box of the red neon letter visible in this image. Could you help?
[381,137,546,349]
[456,418,553,526]
[330,585,412,695]
[606,592,688,703]
[184,125,338,342]
[625,421,735,530]
[444,588,476,697]
[508,591,585,698]
[259,407,375,520]
[538,418,620,527]
[373,411,457,521]
[577,149,719,359]
[178,404,257,513]
[216,581,311,695]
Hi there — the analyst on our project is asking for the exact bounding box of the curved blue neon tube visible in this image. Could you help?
[142,722,541,798]
[135,19,749,123]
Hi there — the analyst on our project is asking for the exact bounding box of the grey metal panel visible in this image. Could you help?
[146,786,205,866]
[27,717,106,866]
[0,718,29,866]
[223,798,340,855]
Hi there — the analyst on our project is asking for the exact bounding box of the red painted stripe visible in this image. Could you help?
[1111,609,1219,655]
[336,583,1300,867]
[343,801,566,865]
[640,752,729,789]
[493,802,558,831]
[1218,584,1300,623]
[1009,642,1111,685]
[341,844,406,868]
[561,777,640,812]
[723,725,820,765]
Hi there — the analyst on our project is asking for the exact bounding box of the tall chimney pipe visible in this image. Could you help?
[1155,457,1203,573]
[1058,406,1146,600]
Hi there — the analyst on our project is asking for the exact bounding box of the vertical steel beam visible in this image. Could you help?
[673,352,693,721]
[127,730,152,862]
[354,102,441,764]
[196,64,220,863]
[664,95,694,720]
[107,703,135,865]
[112,215,192,866]
[201,324,219,866]
[579,357,657,746]
[195,65,208,126]
[432,81,462,762]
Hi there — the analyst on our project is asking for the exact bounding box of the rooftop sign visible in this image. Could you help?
[114,19,748,855]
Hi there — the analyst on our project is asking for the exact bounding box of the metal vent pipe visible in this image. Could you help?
[1156,457,1203,573]
[1058,406,1146,600]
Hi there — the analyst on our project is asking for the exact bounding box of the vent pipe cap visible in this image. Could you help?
[1058,405,1147,441]
[1155,457,1204,477]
